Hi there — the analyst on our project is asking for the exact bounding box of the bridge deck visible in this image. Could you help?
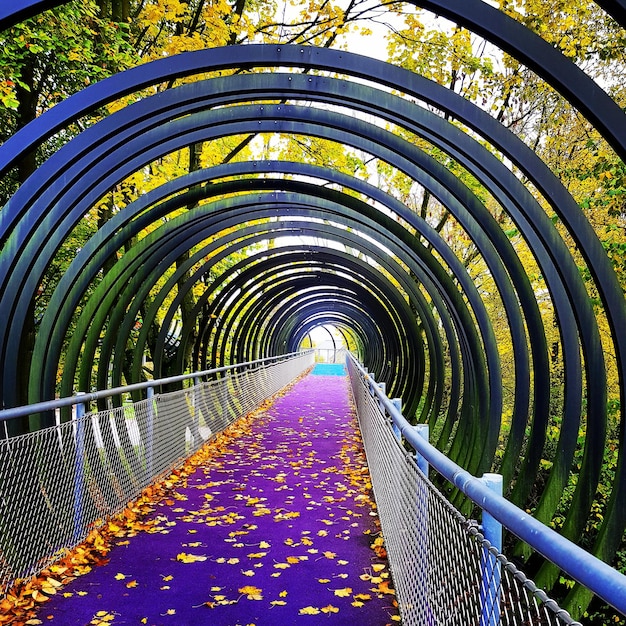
[38,365,399,625]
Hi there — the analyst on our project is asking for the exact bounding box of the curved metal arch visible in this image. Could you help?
[126,206,422,394]
[2,69,596,472]
[35,150,483,421]
[0,67,602,531]
[0,51,616,416]
[226,280,400,378]
[202,244,448,428]
[208,266,400,365]
[2,102,567,492]
[1,37,620,498]
[0,57,604,488]
[166,229,423,414]
[203,268,403,375]
[292,316,364,356]
[20,108,502,464]
[213,263,416,399]
[272,296,389,365]
[186,242,446,426]
[112,190,492,474]
[233,277,380,366]
[119,188,486,446]
[0,0,64,31]
[64,188,464,436]
[4,100,499,434]
[0,23,620,584]
[62,209,425,419]
[19,70,552,487]
[241,261,426,401]
[2,73,608,552]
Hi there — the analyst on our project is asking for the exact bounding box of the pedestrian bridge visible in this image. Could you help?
[1,352,617,625]
[1,2,626,624]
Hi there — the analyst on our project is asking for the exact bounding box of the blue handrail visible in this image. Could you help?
[347,353,626,616]
[0,351,312,423]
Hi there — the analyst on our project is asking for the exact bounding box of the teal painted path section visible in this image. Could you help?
[311,363,346,376]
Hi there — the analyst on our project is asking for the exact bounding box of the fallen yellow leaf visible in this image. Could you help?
[176,552,207,563]
[333,587,352,597]
[299,606,320,615]
[238,585,263,600]
[354,593,372,601]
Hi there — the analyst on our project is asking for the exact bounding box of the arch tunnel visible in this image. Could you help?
[1,1,626,609]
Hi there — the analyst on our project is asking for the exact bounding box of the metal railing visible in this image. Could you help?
[0,351,315,596]
[347,353,626,625]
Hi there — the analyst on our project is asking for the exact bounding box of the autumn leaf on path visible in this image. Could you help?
[332,587,352,597]
[176,552,207,563]
[238,586,263,600]
[299,606,320,615]
[372,580,396,595]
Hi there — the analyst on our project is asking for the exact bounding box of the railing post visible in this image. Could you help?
[391,397,402,441]
[480,473,503,626]
[414,424,429,477]
[377,382,386,417]
[73,394,86,542]
[193,376,200,445]
[146,386,154,478]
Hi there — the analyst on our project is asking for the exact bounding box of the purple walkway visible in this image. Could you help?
[38,372,399,625]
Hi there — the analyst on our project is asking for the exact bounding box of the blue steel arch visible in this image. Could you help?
[1,3,626,612]
[1,47,620,580]
[0,84,608,547]
[0,54,616,454]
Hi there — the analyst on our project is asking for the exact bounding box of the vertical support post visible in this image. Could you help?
[480,473,503,626]
[377,382,386,416]
[146,386,154,478]
[73,394,86,542]
[414,424,429,477]
[192,376,201,448]
[391,397,402,441]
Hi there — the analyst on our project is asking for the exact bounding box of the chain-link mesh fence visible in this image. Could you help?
[347,357,582,626]
[0,351,314,596]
